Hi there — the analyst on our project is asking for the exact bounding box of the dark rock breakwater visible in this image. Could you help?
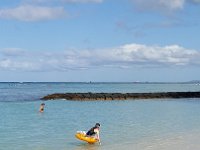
[41,92,200,101]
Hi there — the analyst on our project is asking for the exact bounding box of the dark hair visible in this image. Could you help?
[95,123,100,127]
[41,103,45,105]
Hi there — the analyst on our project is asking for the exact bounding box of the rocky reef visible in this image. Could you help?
[41,91,200,101]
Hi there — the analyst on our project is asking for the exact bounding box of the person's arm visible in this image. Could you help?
[95,129,101,145]
[39,106,44,112]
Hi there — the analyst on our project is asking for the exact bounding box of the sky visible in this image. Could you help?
[0,0,200,82]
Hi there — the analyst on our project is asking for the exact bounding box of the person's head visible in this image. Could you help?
[95,123,100,128]
[41,103,45,106]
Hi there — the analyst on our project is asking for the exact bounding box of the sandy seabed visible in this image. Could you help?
[104,130,200,150]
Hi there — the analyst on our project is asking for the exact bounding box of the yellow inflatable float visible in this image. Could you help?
[75,132,98,144]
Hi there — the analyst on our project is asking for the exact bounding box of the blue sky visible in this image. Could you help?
[0,0,200,82]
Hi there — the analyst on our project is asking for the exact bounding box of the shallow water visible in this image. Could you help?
[1,99,200,150]
[1,83,200,150]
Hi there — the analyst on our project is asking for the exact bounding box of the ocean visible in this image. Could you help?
[1,82,200,150]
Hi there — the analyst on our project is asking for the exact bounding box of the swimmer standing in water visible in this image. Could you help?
[39,103,45,112]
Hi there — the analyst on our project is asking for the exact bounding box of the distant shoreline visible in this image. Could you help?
[41,92,200,101]
[0,81,200,84]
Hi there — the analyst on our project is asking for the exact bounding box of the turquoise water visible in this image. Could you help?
[1,83,200,150]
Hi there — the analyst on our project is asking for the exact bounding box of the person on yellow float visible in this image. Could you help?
[86,123,101,145]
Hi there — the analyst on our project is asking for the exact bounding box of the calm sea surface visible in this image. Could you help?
[1,82,200,150]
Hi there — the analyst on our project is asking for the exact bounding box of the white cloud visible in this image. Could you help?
[0,48,26,57]
[94,44,200,67]
[189,0,200,3]
[27,0,103,3]
[0,5,66,21]
[0,59,40,71]
[131,0,200,13]
[62,0,103,3]
[131,0,185,12]
[0,44,200,71]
